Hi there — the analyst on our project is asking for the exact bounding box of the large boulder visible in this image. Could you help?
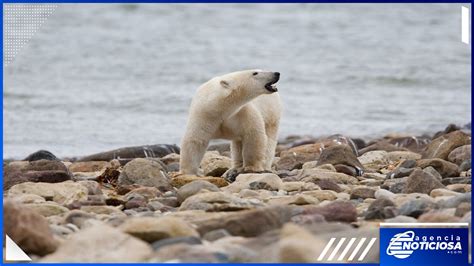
[8,181,88,205]
[447,145,471,166]
[120,216,199,243]
[223,173,283,193]
[41,223,153,262]
[402,169,445,194]
[179,191,263,212]
[422,130,470,160]
[417,158,460,178]
[77,144,180,162]
[200,151,232,177]
[316,145,364,175]
[177,180,220,203]
[4,201,59,256]
[4,160,72,189]
[118,158,172,191]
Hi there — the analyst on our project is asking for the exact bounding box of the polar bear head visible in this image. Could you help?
[219,69,280,96]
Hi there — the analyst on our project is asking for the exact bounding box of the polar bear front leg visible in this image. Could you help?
[179,121,215,175]
[242,129,267,173]
[231,140,244,169]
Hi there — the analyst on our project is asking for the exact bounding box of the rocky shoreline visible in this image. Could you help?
[3,124,471,262]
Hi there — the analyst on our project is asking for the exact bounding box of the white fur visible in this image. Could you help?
[179,69,281,175]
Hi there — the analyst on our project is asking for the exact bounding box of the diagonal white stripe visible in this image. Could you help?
[338,238,356,261]
[317,237,336,261]
[327,238,346,261]
[348,238,366,261]
[358,238,377,261]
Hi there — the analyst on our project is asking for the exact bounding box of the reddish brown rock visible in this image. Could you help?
[422,130,470,160]
[403,169,445,194]
[4,200,59,256]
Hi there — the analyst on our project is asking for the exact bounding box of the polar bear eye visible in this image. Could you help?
[252,72,258,76]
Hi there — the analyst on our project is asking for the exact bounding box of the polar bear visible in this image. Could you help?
[179,69,281,178]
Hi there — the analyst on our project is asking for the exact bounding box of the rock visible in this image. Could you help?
[422,166,442,180]
[4,159,72,189]
[448,145,471,165]
[298,168,358,185]
[80,205,124,215]
[24,150,59,161]
[442,177,471,185]
[120,216,199,243]
[4,170,72,190]
[334,164,358,176]
[303,201,357,222]
[171,175,229,188]
[179,192,263,211]
[124,187,161,201]
[313,179,342,192]
[302,161,319,169]
[223,173,283,193]
[191,205,300,237]
[446,184,471,193]
[438,193,471,208]
[290,213,326,225]
[12,193,46,204]
[350,186,376,199]
[389,181,406,194]
[281,181,316,192]
[200,151,232,177]
[386,151,421,162]
[68,161,111,173]
[455,202,471,217]
[124,195,148,209]
[267,194,319,205]
[151,236,203,250]
[177,180,220,203]
[316,145,364,175]
[78,144,180,162]
[418,212,460,223]
[417,159,460,177]
[25,202,69,217]
[358,150,388,165]
[386,167,414,179]
[385,215,418,223]
[118,158,171,191]
[41,223,153,262]
[460,160,471,171]
[203,229,232,242]
[399,199,438,218]
[8,181,89,205]
[375,189,396,200]
[365,198,397,220]
[155,197,179,208]
[402,169,445,194]
[277,144,322,170]
[77,180,103,195]
[277,223,327,263]
[422,130,470,160]
[430,188,461,198]
[360,140,408,155]
[63,210,96,229]
[301,190,337,201]
[152,243,229,262]
[4,201,59,255]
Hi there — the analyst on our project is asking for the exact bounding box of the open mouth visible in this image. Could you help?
[265,77,279,93]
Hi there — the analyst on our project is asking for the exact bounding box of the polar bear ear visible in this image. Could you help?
[220,80,230,89]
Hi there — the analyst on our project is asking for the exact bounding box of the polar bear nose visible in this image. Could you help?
[274,72,280,78]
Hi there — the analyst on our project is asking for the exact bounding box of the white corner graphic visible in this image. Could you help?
[5,235,32,261]
[462,6,470,44]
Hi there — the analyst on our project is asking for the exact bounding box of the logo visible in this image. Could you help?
[386,231,415,258]
[386,230,463,259]
[380,223,468,266]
